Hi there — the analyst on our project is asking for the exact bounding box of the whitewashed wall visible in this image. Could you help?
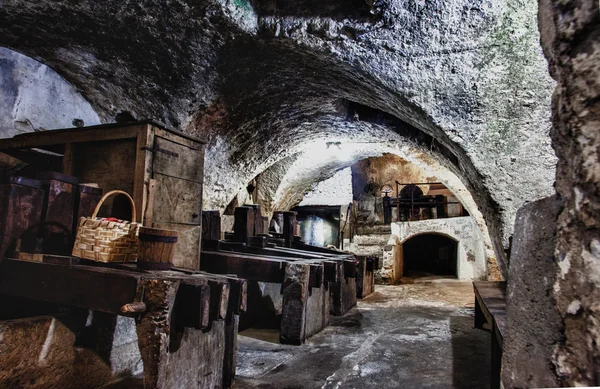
[390,217,487,280]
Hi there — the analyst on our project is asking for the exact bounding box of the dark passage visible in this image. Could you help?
[403,234,457,276]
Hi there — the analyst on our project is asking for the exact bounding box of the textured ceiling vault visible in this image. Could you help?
[0,0,557,275]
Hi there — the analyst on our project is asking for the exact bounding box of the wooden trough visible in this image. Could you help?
[202,206,364,345]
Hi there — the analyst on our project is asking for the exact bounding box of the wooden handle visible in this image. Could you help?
[120,301,147,313]
[92,190,137,222]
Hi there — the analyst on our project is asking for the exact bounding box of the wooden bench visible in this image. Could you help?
[473,281,506,389]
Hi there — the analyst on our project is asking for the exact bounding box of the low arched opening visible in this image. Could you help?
[402,233,458,277]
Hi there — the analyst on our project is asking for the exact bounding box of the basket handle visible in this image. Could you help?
[91,190,137,222]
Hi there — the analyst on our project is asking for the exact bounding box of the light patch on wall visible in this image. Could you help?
[0,47,101,139]
[300,168,353,206]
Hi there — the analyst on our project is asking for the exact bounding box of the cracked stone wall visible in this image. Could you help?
[536,0,600,386]
[0,0,556,273]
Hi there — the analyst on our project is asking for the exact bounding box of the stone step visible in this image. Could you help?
[355,224,392,235]
[353,234,391,246]
[347,245,385,258]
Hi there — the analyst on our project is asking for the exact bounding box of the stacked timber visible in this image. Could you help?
[0,122,243,389]
[201,206,372,345]
[0,256,246,389]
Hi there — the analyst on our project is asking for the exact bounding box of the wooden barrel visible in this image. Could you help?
[137,227,178,270]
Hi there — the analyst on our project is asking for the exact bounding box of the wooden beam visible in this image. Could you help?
[0,259,140,315]
[171,266,248,315]
[0,124,142,150]
[174,283,211,330]
[233,206,254,243]
[200,251,286,283]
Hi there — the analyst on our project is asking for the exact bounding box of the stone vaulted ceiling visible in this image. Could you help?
[0,0,557,274]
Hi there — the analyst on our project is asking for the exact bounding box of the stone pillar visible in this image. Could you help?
[538,1,600,385]
[501,196,562,388]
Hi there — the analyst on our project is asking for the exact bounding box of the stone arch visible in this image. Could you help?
[401,232,459,277]
[392,217,487,281]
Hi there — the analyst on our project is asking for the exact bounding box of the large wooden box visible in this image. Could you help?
[0,121,206,270]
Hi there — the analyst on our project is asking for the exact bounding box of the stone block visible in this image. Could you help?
[501,195,563,388]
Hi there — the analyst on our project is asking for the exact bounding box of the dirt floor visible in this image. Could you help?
[235,279,491,389]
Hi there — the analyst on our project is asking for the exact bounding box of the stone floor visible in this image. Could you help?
[235,279,491,389]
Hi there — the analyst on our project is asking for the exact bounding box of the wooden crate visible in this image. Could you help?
[0,121,206,270]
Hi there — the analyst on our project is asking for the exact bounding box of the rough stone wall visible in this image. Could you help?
[0,0,557,275]
[391,217,488,280]
[538,0,600,385]
[299,167,353,207]
[0,47,101,138]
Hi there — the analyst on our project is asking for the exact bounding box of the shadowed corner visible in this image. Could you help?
[450,314,491,389]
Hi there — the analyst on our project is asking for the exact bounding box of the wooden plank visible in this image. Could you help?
[207,280,230,321]
[152,174,202,224]
[153,136,204,183]
[0,259,140,314]
[153,126,206,149]
[200,251,286,283]
[135,123,152,224]
[153,223,201,271]
[0,124,141,150]
[223,314,239,389]
[73,139,137,208]
[292,242,354,258]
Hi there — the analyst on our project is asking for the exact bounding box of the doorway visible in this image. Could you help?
[403,234,458,277]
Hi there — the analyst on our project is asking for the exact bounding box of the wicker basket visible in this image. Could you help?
[71,190,139,263]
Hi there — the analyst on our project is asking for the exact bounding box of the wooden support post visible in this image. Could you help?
[208,280,230,321]
[308,263,324,289]
[136,278,180,389]
[356,256,365,298]
[280,262,310,345]
[282,211,297,248]
[323,261,339,283]
[202,210,221,241]
[246,204,263,235]
[223,314,240,389]
[233,207,254,244]
[343,259,358,278]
